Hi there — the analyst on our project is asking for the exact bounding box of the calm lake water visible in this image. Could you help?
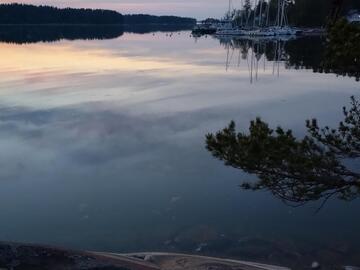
[0,27,359,268]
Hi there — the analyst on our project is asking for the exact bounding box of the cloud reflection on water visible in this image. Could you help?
[0,32,359,267]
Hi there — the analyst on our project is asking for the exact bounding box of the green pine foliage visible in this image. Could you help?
[206,97,360,209]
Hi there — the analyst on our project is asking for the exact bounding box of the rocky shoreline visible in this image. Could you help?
[0,242,289,270]
[0,242,359,270]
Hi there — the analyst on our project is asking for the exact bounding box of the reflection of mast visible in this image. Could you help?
[277,46,280,78]
[225,40,235,71]
[263,42,266,72]
[246,44,251,81]
[253,0,258,28]
[272,41,276,75]
[220,36,287,83]
[272,40,281,76]
[255,43,259,81]
[250,41,254,84]
[226,43,230,71]
[274,40,282,77]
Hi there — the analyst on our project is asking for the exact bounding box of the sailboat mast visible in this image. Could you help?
[284,7,289,26]
[239,0,243,27]
[259,0,264,27]
[240,0,244,27]
[246,3,250,27]
[228,0,231,20]
[253,0,258,28]
[280,0,286,27]
[266,0,270,26]
[276,0,281,27]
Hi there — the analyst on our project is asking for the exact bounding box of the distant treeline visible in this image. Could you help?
[0,4,196,25]
[0,4,123,24]
[123,14,196,25]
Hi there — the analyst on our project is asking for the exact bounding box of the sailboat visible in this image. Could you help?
[215,0,246,35]
[270,0,302,36]
[247,0,300,36]
[215,0,301,37]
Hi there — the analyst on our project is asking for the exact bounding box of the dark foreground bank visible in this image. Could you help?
[0,242,289,270]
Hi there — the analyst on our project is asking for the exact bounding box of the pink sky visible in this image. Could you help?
[2,0,233,19]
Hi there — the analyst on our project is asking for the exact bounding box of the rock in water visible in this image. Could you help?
[311,261,321,269]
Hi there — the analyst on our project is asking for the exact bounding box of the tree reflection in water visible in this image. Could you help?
[0,24,194,44]
[0,25,124,44]
[206,96,360,210]
[215,20,360,82]
[322,20,360,81]
[207,23,360,209]
[219,35,292,83]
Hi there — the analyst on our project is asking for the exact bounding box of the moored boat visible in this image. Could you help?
[214,0,303,37]
[192,23,217,35]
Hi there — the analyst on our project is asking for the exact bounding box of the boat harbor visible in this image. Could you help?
[192,0,320,37]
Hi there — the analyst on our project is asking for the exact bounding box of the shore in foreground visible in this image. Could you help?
[0,242,289,270]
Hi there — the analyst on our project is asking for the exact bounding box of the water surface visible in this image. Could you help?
[0,29,359,268]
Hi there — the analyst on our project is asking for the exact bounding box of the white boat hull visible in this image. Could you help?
[216,27,301,37]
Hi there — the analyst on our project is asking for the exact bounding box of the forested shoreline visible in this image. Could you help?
[287,0,360,27]
[0,4,196,25]
[269,0,360,27]
[227,0,360,28]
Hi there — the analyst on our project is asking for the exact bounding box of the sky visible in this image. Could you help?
[2,0,237,19]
